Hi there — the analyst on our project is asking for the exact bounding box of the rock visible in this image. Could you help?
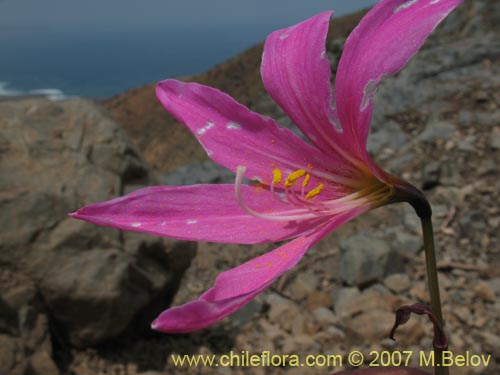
[230,296,264,327]
[391,230,422,256]
[485,262,500,278]
[0,335,26,375]
[266,293,301,332]
[457,135,477,152]
[481,331,500,358]
[305,291,333,310]
[0,270,36,317]
[30,350,60,375]
[402,206,424,234]
[490,132,500,149]
[259,320,286,341]
[0,98,145,253]
[163,161,234,185]
[335,288,401,320]
[325,326,346,341]
[488,278,500,295]
[459,210,487,231]
[474,280,495,302]
[339,233,405,287]
[290,272,320,300]
[409,282,431,303]
[459,110,498,127]
[345,303,425,345]
[421,161,441,190]
[415,121,456,143]
[367,121,409,155]
[36,248,163,345]
[312,307,338,327]
[0,98,195,347]
[0,269,56,374]
[333,286,360,318]
[282,333,319,353]
[344,310,395,342]
[384,274,411,293]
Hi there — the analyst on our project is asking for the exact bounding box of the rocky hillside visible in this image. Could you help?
[1,0,499,374]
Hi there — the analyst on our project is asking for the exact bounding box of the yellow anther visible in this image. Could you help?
[302,173,311,188]
[305,183,324,200]
[272,168,282,185]
[284,169,306,188]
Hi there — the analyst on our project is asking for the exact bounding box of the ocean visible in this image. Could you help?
[0,26,268,99]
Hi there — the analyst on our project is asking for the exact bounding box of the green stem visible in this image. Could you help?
[421,216,447,375]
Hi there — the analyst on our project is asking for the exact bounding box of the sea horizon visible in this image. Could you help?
[1,25,272,100]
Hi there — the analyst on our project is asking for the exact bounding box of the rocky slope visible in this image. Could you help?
[1,0,499,374]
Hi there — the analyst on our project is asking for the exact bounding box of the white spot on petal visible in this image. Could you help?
[430,0,441,4]
[280,33,289,40]
[160,221,166,226]
[186,219,198,225]
[131,222,142,227]
[177,93,183,99]
[329,114,343,133]
[320,51,327,60]
[329,99,342,132]
[197,121,215,135]
[394,0,419,13]
[226,122,241,130]
[360,79,378,112]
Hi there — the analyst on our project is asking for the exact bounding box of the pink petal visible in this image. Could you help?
[336,0,464,157]
[69,184,328,244]
[156,78,357,189]
[152,207,367,333]
[261,11,361,165]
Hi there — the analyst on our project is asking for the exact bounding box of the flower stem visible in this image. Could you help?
[421,216,448,375]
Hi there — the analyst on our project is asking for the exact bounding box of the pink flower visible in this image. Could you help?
[70,0,462,333]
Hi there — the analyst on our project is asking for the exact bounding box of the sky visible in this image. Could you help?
[0,0,378,35]
[0,0,379,97]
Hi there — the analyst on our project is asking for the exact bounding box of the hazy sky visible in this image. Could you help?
[0,0,378,35]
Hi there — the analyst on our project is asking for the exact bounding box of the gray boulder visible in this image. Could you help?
[0,98,195,347]
[339,233,404,287]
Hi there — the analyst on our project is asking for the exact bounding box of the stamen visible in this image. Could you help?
[242,141,362,187]
[306,183,324,200]
[272,168,283,185]
[287,169,306,182]
[235,166,390,222]
[284,169,306,188]
[235,166,322,221]
[302,173,310,188]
